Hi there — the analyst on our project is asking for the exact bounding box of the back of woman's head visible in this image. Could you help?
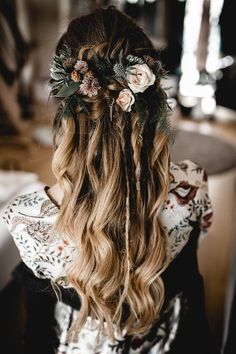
[50,5,171,340]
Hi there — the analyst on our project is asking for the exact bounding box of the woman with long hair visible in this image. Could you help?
[3,6,215,354]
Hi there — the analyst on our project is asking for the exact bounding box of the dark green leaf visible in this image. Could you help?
[56,82,80,98]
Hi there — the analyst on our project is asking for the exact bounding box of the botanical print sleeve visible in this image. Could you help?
[193,163,214,239]
[179,159,213,239]
[3,189,74,283]
[152,159,214,259]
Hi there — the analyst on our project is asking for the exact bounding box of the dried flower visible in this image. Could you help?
[63,57,76,69]
[80,71,101,97]
[74,60,88,74]
[71,70,80,82]
[83,70,95,81]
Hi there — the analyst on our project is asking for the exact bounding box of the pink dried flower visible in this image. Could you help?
[63,57,76,69]
[90,78,101,94]
[74,60,88,74]
[79,72,101,97]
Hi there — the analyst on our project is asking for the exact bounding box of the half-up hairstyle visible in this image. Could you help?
[50,5,172,341]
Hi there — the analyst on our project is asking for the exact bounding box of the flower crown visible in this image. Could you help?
[50,44,171,134]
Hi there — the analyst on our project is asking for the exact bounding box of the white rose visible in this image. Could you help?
[127,63,156,93]
[116,89,135,112]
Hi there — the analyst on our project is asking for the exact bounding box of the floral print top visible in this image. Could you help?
[3,159,213,354]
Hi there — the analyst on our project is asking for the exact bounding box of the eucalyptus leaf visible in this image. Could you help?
[50,72,66,81]
[126,55,144,65]
[56,82,80,98]
[118,49,124,63]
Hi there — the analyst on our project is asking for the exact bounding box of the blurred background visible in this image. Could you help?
[0,0,236,353]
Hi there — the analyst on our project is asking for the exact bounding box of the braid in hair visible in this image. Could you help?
[111,110,132,333]
[130,112,148,266]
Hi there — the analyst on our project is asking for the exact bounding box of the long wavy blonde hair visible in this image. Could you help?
[51,6,171,340]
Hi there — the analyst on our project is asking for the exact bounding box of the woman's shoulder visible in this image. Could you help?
[3,187,59,226]
[2,188,70,280]
[160,159,213,259]
[169,159,208,187]
[168,159,211,221]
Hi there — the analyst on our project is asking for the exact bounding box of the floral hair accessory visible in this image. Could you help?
[50,44,171,136]
[50,47,101,100]
[50,45,103,122]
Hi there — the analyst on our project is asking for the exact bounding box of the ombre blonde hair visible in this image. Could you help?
[51,6,171,340]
